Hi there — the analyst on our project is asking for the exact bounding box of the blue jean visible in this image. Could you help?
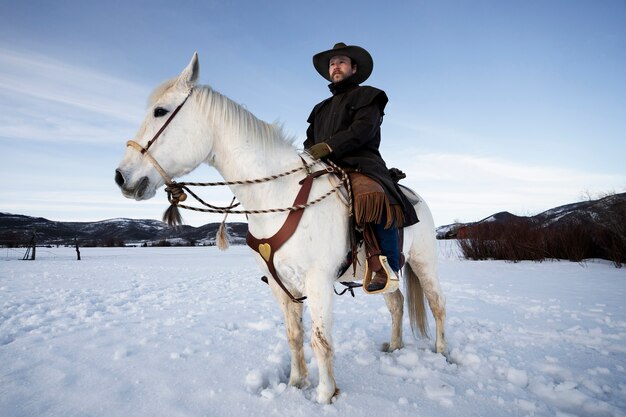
[372,215,400,273]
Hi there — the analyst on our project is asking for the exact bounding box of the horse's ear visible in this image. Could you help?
[177,52,200,90]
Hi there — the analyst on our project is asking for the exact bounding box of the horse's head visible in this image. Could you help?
[115,53,207,200]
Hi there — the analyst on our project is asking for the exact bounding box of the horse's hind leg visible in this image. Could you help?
[269,281,308,389]
[407,255,447,354]
[382,289,404,351]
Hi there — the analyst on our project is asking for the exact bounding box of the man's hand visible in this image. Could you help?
[306,142,332,160]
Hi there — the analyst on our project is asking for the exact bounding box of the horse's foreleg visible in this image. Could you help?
[269,281,308,388]
[305,272,337,404]
[383,289,404,351]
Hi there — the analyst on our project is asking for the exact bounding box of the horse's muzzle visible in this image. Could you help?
[115,169,150,200]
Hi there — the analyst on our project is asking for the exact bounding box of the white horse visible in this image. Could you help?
[115,53,446,404]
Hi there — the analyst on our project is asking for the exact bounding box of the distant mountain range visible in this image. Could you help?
[0,213,247,247]
[435,192,626,239]
[2,192,624,247]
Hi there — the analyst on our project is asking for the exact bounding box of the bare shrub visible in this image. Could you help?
[458,205,625,268]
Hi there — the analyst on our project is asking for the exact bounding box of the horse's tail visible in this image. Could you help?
[404,264,429,338]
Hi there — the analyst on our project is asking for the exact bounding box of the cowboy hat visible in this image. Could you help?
[312,42,373,84]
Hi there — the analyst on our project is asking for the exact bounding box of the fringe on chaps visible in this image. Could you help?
[348,172,404,229]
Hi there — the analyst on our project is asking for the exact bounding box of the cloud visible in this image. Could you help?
[0,48,147,117]
[0,48,149,144]
[385,150,625,224]
[0,111,132,144]
[405,152,620,184]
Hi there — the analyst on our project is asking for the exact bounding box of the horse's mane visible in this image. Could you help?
[149,79,296,152]
[196,85,296,151]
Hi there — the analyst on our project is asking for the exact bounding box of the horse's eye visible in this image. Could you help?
[154,107,169,118]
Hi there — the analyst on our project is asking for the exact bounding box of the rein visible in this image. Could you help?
[168,164,344,215]
[126,89,351,223]
[125,89,354,303]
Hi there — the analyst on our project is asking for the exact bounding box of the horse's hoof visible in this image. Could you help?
[382,342,404,352]
[289,378,310,390]
[435,340,448,355]
[330,388,341,403]
[316,386,340,404]
[442,350,455,364]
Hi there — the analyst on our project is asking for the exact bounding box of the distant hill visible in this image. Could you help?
[4,192,625,250]
[0,213,247,247]
[436,192,626,240]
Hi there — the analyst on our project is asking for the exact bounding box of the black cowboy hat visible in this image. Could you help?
[312,42,373,85]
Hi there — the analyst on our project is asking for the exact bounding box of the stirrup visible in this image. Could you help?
[362,255,399,294]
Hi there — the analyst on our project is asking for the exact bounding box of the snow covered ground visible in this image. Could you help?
[1,242,625,417]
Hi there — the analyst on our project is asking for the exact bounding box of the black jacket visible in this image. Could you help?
[305,79,418,226]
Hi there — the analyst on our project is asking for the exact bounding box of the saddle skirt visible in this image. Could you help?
[397,183,421,207]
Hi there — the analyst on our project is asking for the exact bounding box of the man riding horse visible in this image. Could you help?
[304,42,419,293]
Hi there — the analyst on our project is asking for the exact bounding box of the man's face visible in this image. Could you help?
[329,55,356,83]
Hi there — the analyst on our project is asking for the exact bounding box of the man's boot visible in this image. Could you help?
[364,254,399,293]
[367,271,388,292]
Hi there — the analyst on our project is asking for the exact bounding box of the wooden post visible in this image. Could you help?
[22,232,36,260]
[75,238,81,261]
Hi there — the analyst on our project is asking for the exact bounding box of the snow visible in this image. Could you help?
[1,242,625,417]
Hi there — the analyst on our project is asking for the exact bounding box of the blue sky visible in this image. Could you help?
[1,0,625,227]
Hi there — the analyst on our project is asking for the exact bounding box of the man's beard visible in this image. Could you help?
[332,71,348,82]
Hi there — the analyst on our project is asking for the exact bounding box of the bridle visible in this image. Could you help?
[125,88,351,219]
[126,91,192,185]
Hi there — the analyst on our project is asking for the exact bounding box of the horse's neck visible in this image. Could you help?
[213,136,299,190]
[199,89,303,214]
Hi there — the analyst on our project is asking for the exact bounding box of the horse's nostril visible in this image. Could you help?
[115,169,125,187]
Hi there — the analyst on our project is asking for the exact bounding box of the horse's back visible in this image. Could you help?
[401,187,437,272]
